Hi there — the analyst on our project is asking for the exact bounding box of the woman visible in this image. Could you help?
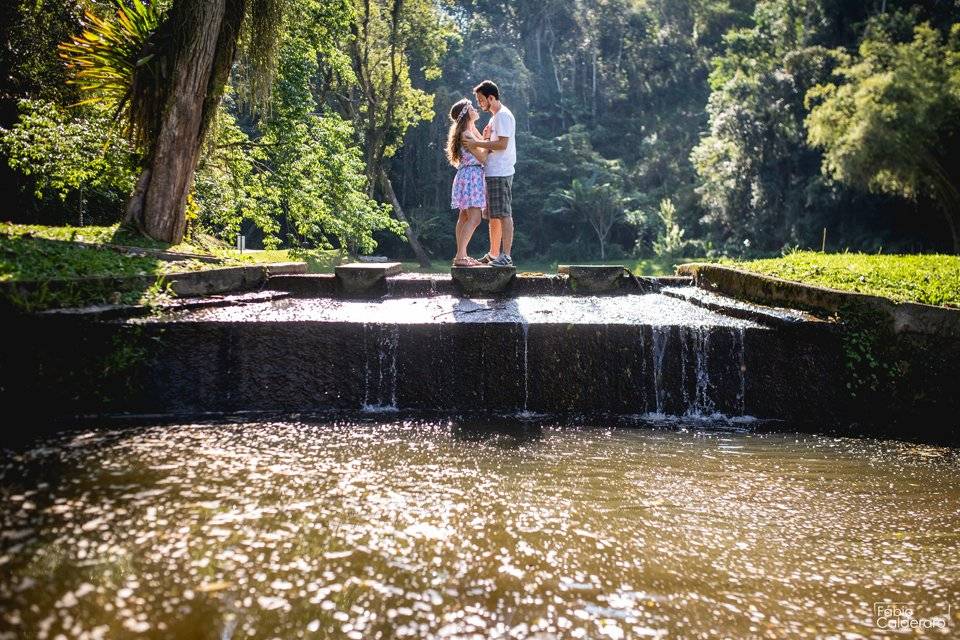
[447,98,487,267]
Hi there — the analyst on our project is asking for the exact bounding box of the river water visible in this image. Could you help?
[1,420,958,639]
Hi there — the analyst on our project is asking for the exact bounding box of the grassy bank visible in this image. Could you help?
[0,226,207,283]
[729,251,960,308]
[0,223,328,310]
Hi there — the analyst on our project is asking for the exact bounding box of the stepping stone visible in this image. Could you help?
[451,266,516,296]
[558,265,629,293]
[335,262,402,294]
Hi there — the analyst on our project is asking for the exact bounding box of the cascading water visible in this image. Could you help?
[362,323,399,412]
[689,326,714,417]
[521,320,530,414]
[735,326,747,416]
[645,324,748,419]
[651,326,670,415]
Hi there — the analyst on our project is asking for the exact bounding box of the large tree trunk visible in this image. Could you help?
[378,168,431,268]
[124,0,241,244]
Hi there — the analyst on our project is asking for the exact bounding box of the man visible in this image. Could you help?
[467,80,516,267]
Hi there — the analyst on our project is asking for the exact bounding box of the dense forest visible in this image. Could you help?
[2,0,959,263]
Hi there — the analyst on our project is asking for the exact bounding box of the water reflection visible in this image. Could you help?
[451,418,543,449]
[1,421,958,639]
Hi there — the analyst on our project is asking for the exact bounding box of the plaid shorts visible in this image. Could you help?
[483,176,513,219]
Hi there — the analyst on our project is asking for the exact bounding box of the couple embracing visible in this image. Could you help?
[447,80,517,268]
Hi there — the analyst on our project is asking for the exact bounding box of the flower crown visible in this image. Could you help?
[456,103,471,121]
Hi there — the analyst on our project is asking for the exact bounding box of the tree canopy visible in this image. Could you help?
[2,0,959,257]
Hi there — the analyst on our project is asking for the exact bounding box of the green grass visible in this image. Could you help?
[0,223,335,280]
[728,251,960,308]
[0,222,209,253]
[0,232,211,283]
[0,223,320,310]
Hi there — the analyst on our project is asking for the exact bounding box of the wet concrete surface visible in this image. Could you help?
[137,294,762,328]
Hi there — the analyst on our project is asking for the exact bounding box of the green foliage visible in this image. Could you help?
[1,0,399,254]
[0,223,209,283]
[195,8,403,253]
[837,304,904,401]
[0,0,85,105]
[652,198,707,259]
[691,1,837,254]
[57,0,168,150]
[192,102,267,244]
[0,99,138,201]
[334,0,455,163]
[806,22,960,248]
[58,0,161,109]
[6,0,960,261]
[553,175,631,260]
[240,0,286,107]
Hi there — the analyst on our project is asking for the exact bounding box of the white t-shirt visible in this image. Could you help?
[485,105,516,177]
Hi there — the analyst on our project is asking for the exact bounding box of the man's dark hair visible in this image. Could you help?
[473,80,499,100]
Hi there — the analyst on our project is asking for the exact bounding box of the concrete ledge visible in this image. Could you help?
[267,274,338,297]
[386,275,458,297]
[264,273,694,298]
[451,266,516,295]
[162,265,268,297]
[264,262,308,276]
[41,290,292,320]
[661,285,824,329]
[677,263,960,337]
[510,274,569,296]
[561,265,628,293]
[335,262,402,294]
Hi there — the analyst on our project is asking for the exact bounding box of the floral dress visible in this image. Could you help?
[451,141,486,211]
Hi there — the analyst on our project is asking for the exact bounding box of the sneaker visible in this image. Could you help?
[490,254,514,267]
[479,253,494,264]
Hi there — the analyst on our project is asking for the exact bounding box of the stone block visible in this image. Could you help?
[451,266,516,296]
[559,265,628,293]
[335,262,402,294]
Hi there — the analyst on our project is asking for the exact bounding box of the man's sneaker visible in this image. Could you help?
[479,253,494,264]
[490,254,514,267]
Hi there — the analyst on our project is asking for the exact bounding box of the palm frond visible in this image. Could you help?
[59,0,163,149]
[59,1,160,105]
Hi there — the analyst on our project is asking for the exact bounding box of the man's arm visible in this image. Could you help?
[467,136,509,152]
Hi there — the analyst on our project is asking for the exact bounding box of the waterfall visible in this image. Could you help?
[636,325,646,414]
[680,328,691,412]
[521,321,529,413]
[647,325,747,419]
[651,326,669,415]
[734,326,747,416]
[688,327,714,417]
[362,324,399,412]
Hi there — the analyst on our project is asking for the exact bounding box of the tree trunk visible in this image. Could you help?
[124,0,235,244]
[378,168,431,268]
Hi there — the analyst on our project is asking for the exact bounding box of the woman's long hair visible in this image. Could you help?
[446,99,471,168]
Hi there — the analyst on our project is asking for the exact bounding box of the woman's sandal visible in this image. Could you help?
[453,256,483,267]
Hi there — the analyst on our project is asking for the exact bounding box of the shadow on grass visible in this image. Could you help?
[0,234,174,312]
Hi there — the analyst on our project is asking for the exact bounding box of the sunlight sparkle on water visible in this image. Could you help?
[1,421,958,639]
